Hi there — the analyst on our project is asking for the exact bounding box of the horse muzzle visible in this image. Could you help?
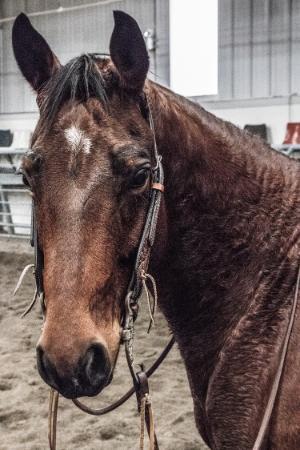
[36,342,112,399]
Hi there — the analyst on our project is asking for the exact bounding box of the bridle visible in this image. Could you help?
[15,92,300,450]
[17,94,174,450]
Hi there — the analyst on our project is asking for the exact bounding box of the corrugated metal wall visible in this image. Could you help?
[219,0,300,99]
[2,0,300,110]
[0,0,168,113]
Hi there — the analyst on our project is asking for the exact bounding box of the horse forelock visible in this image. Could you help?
[37,54,112,132]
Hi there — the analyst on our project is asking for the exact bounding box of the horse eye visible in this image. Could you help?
[130,168,150,189]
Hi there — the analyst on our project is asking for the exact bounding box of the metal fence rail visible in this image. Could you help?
[0,148,31,239]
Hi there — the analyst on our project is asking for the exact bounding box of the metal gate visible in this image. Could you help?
[0,148,31,238]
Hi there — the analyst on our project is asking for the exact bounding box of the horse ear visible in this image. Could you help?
[12,13,60,91]
[110,11,149,92]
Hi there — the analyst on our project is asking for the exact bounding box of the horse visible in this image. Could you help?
[12,10,300,450]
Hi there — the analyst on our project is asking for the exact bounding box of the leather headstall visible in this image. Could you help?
[21,94,174,450]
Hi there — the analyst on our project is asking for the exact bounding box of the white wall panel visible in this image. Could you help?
[270,0,290,96]
[218,0,233,99]
[252,0,270,97]
[291,0,300,94]
[233,0,252,98]
[218,0,299,101]
[156,0,169,86]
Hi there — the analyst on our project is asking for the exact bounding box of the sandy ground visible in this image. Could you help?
[0,238,208,450]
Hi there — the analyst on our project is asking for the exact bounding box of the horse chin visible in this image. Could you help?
[69,369,114,399]
[60,375,111,399]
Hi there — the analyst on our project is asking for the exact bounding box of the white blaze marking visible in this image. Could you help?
[64,125,91,154]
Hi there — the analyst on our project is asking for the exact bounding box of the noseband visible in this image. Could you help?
[19,94,174,450]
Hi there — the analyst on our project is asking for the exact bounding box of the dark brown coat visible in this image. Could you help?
[12,11,300,450]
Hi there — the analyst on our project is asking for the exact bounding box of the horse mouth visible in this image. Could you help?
[41,371,113,400]
[67,370,114,399]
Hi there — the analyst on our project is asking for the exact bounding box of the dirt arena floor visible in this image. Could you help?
[0,238,208,450]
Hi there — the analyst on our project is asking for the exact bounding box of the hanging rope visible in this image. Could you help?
[48,388,59,450]
[141,271,158,333]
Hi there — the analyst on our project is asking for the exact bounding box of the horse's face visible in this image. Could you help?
[13,12,152,398]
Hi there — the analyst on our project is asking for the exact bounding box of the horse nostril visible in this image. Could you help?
[36,345,58,389]
[83,343,110,386]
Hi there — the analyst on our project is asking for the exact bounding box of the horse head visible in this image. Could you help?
[13,11,158,399]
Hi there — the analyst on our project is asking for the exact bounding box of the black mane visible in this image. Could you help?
[40,54,109,128]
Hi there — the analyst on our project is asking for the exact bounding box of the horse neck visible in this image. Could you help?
[148,82,298,212]
[147,81,300,356]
